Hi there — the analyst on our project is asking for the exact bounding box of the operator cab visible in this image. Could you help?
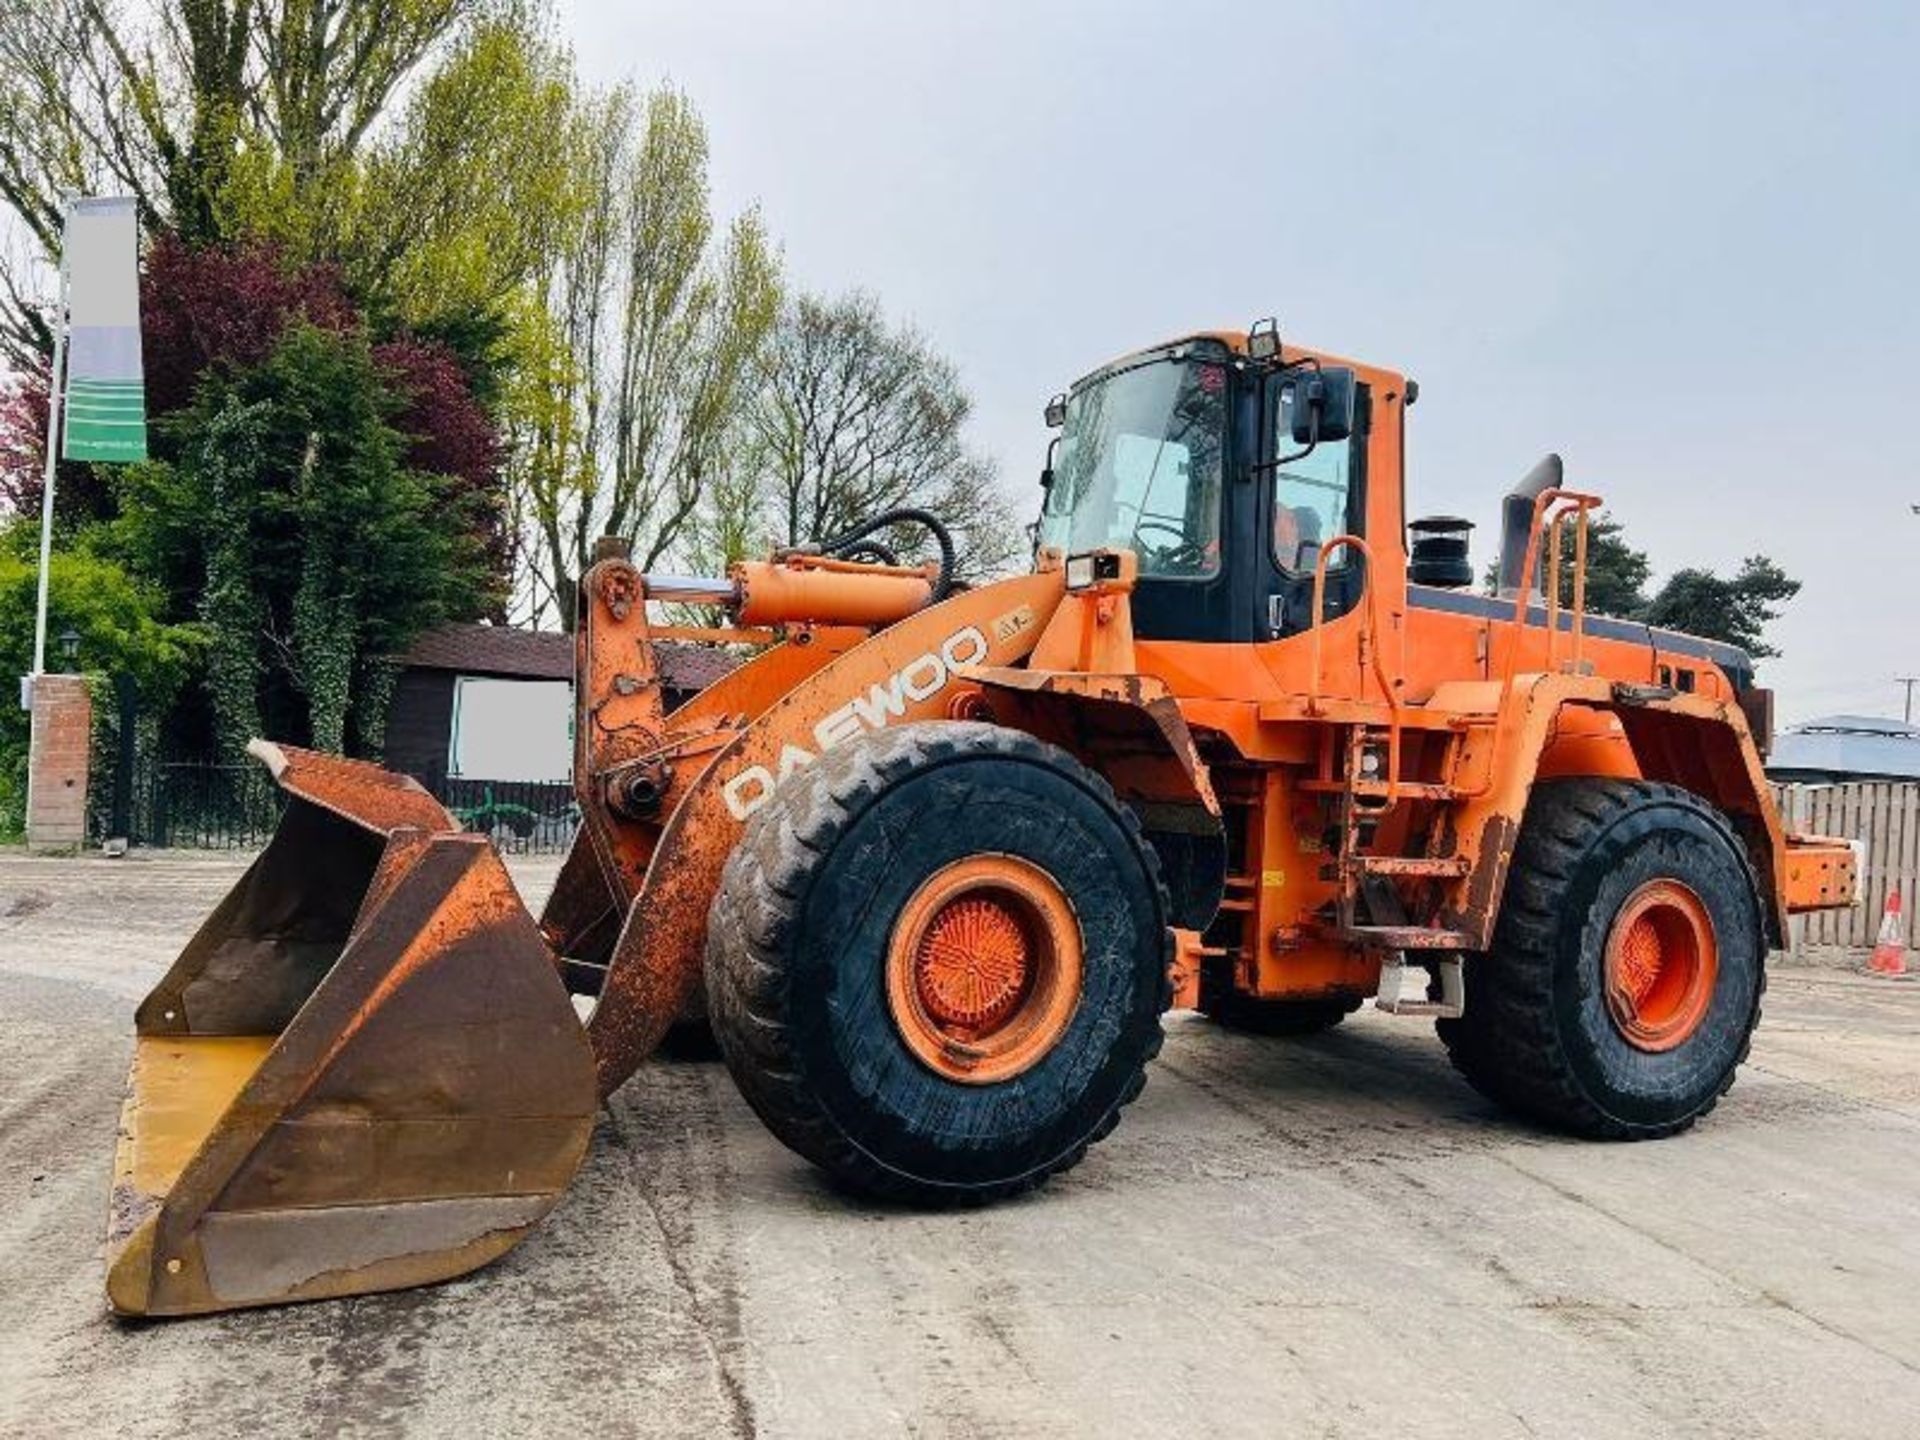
[1036,327,1368,644]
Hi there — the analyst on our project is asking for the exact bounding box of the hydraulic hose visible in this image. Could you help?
[812,507,958,600]
[833,540,901,568]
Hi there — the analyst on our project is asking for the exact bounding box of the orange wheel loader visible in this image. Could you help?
[104,322,1859,1317]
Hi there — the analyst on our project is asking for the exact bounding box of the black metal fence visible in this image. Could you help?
[429,773,578,855]
[129,759,285,850]
[94,754,579,854]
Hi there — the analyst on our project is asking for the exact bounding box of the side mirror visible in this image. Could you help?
[1039,435,1060,490]
[1285,366,1357,445]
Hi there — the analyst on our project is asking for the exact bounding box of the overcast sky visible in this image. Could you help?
[562,0,1918,723]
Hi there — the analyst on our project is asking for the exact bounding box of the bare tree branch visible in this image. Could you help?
[743,291,1019,581]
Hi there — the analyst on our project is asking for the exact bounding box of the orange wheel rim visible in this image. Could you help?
[1603,879,1718,1052]
[885,855,1083,1084]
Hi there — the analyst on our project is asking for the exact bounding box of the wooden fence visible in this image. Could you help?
[1775,781,1920,959]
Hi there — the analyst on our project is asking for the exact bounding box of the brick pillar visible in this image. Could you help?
[27,674,91,850]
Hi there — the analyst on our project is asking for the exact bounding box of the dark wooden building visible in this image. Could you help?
[386,624,736,784]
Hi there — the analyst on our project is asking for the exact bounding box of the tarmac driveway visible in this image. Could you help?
[2,850,1918,1438]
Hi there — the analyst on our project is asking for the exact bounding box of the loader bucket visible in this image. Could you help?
[106,742,597,1318]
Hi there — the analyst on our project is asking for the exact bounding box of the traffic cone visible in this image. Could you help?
[1868,890,1909,976]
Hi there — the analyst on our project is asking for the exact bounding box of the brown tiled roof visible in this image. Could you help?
[654,642,740,693]
[400,623,738,693]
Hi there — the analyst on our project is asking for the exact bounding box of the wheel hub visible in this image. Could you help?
[1603,879,1719,1052]
[914,896,1031,1031]
[885,855,1084,1084]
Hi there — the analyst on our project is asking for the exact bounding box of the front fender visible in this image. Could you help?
[963,667,1226,931]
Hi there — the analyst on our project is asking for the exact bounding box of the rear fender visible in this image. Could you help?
[1439,675,1796,947]
[963,666,1225,931]
[1606,693,1804,945]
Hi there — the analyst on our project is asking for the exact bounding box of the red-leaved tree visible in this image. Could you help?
[140,234,358,417]
[0,370,120,524]
[2,236,513,631]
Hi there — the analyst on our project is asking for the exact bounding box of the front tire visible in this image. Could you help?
[1438,779,1767,1138]
[705,721,1171,1205]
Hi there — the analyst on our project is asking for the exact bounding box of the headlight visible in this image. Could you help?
[1064,550,1127,593]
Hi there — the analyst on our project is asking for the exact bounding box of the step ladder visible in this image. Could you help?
[1324,721,1471,1018]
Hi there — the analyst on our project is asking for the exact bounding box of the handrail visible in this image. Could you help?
[1503,486,1602,686]
[1306,534,1404,808]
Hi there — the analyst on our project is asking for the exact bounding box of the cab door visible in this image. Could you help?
[1123,351,1247,643]
[1256,374,1370,641]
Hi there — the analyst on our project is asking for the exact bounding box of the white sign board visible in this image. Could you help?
[449,677,572,780]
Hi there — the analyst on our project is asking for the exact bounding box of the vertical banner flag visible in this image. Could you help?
[60,197,147,462]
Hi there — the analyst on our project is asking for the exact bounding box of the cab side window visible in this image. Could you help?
[1271,382,1355,574]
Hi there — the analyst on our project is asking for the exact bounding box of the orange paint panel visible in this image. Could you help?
[1781,835,1858,912]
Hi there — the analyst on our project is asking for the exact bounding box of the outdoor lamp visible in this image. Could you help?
[58,626,80,667]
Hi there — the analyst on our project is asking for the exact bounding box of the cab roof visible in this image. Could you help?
[1069,329,1405,395]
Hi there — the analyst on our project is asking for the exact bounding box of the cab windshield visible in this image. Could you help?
[1038,349,1228,579]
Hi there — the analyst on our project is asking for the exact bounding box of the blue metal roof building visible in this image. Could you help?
[1766,714,1920,784]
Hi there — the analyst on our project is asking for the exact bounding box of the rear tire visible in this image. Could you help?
[1200,990,1361,1036]
[705,721,1171,1205]
[1438,779,1766,1138]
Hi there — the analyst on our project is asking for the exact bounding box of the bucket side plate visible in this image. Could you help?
[108,832,596,1317]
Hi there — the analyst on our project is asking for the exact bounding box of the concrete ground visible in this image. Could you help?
[3,850,1919,1439]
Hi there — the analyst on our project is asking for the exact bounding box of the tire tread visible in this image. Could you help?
[1437,778,1768,1139]
[706,720,1173,1205]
